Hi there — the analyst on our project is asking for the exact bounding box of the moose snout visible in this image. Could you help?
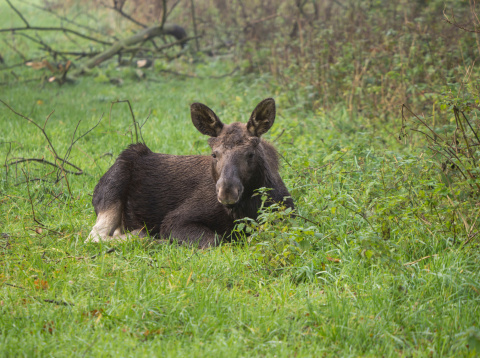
[216,179,244,206]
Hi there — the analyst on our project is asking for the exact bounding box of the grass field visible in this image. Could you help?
[1,1,480,357]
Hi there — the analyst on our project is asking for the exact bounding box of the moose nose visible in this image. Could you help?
[217,187,241,206]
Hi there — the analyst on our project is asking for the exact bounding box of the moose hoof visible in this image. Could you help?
[85,229,105,243]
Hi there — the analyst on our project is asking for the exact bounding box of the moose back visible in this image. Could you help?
[87,98,294,248]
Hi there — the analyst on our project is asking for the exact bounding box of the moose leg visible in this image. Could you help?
[161,222,219,249]
[86,204,123,242]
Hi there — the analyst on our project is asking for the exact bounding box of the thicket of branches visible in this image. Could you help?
[1,0,479,116]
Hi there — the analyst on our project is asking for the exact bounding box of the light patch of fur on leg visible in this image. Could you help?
[86,206,122,243]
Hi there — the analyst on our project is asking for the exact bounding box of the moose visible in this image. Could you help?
[87,98,294,248]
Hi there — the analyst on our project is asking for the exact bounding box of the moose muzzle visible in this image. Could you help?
[216,167,244,206]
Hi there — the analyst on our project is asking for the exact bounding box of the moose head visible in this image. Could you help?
[191,98,276,207]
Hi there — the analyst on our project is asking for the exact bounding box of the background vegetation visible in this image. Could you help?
[1,0,479,356]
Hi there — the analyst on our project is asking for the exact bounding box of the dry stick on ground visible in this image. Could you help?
[71,24,188,77]
[64,248,116,261]
[4,283,74,306]
[404,254,439,266]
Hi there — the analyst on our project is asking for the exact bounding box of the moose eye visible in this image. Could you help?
[248,153,255,159]
[211,153,217,159]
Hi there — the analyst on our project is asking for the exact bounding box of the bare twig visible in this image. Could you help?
[444,7,480,33]
[5,0,30,27]
[0,100,100,197]
[18,0,112,39]
[5,158,83,175]
[102,3,147,28]
[2,141,13,186]
[190,0,200,51]
[23,168,42,227]
[462,231,479,247]
[17,33,69,62]
[161,0,168,28]
[60,114,103,177]
[110,100,139,143]
[0,27,111,45]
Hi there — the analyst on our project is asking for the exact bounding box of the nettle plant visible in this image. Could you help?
[234,188,321,271]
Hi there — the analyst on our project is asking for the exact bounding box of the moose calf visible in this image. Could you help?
[87,98,293,248]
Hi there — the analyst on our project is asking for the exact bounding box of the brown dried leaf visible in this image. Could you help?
[43,321,55,334]
[82,308,104,318]
[25,61,47,70]
[34,279,49,290]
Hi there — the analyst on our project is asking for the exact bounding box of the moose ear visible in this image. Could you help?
[246,98,276,137]
[191,103,224,137]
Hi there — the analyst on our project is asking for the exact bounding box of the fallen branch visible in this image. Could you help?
[404,254,438,266]
[72,23,188,76]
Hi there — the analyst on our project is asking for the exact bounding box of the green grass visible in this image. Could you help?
[1,1,480,357]
[1,72,479,357]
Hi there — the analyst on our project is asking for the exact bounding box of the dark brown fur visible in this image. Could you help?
[87,98,293,248]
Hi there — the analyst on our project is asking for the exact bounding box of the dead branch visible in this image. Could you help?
[444,8,480,33]
[102,2,147,28]
[18,0,113,39]
[72,23,188,76]
[0,27,112,46]
[23,168,44,228]
[0,100,102,196]
[5,0,29,27]
[60,114,103,178]
[110,100,140,143]
[5,158,83,175]
[190,0,200,52]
